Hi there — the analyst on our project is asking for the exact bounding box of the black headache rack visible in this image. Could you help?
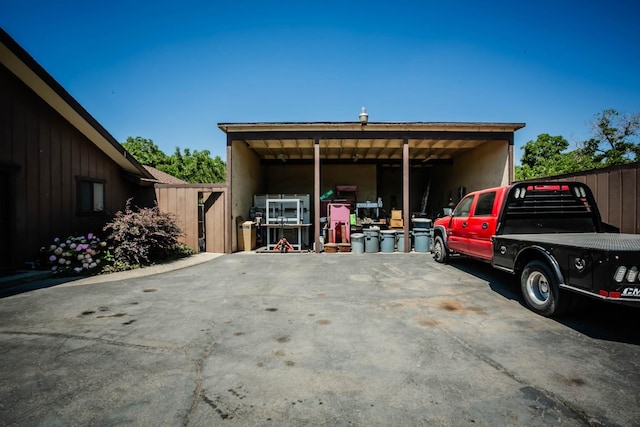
[496,182,605,235]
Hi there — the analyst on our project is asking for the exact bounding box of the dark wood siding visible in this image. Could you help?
[0,64,154,270]
[533,162,640,234]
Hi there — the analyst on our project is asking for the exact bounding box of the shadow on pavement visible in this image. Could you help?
[447,256,640,346]
[0,275,82,298]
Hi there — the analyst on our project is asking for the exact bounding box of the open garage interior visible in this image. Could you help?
[220,122,525,253]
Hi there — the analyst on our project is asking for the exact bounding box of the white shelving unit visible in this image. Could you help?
[254,194,310,248]
[265,198,305,250]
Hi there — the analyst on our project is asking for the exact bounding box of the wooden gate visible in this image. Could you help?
[155,184,228,253]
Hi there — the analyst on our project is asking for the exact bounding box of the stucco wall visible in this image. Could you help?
[263,163,376,202]
[231,140,262,251]
[447,141,509,201]
[264,164,313,194]
[321,164,376,202]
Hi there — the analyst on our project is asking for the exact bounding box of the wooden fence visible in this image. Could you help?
[523,162,639,234]
[154,184,228,253]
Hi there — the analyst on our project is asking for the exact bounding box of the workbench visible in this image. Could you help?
[262,223,312,251]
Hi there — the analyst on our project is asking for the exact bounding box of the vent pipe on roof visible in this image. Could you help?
[359,106,368,124]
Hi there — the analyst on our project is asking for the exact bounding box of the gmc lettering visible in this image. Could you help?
[622,288,640,297]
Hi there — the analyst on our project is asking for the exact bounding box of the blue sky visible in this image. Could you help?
[2,1,639,161]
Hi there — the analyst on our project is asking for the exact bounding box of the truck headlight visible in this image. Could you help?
[627,266,639,283]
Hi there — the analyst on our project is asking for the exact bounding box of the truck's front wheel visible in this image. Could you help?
[433,235,449,263]
[521,260,571,317]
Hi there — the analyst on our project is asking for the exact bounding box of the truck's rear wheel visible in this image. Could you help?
[432,235,448,263]
[521,260,572,317]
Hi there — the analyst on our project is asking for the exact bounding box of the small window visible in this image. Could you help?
[77,178,105,214]
[453,195,474,217]
[474,192,496,216]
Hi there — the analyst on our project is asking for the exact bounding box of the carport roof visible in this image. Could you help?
[218,121,525,162]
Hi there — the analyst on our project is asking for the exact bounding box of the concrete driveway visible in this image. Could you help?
[1,253,638,426]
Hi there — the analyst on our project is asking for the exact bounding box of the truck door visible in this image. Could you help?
[466,190,498,261]
[447,194,475,254]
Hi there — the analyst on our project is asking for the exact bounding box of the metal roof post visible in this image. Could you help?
[403,138,410,253]
[314,138,321,253]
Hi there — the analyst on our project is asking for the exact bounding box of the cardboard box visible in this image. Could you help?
[390,218,403,228]
[391,210,402,220]
[242,221,256,251]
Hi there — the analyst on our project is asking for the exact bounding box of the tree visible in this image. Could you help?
[581,109,640,166]
[121,136,169,167]
[515,134,594,180]
[121,136,226,183]
[164,148,226,183]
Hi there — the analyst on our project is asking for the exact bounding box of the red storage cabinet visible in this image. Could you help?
[329,203,351,243]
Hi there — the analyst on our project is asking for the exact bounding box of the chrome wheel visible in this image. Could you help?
[525,270,550,306]
[521,260,572,317]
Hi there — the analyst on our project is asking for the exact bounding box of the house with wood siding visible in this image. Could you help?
[0,28,157,272]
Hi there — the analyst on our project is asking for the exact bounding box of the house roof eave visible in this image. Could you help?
[0,29,153,181]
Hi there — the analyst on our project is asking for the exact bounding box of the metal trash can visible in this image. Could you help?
[413,230,430,252]
[351,233,365,254]
[396,230,412,252]
[380,230,396,253]
[412,217,432,230]
[364,227,380,253]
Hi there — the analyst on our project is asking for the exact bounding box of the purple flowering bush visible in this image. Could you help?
[39,202,194,276]
[40,233,107,275]
[102,200,191,272]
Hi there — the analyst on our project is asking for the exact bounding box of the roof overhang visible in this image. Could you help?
[219,122,525,163]
[0,29,153,180]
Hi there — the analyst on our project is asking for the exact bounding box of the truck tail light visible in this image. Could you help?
[614,266,627,282]
[573,186,587,198]
[599,290,622,298]
[613,265,640,283]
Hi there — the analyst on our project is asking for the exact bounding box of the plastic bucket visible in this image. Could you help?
[396,231,412,252]
[351,233,365,254]
[412,218,432,230]
[380,230,396,253]
[414,230,431,252]
[364,227,380,253]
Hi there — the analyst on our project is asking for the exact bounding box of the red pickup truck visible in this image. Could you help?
[432,182,640,317]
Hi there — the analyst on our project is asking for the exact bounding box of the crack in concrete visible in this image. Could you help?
[183,327,221,427]
[446,331,604,426]
[0,330,185,353]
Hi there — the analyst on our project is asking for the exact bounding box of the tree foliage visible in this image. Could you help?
[515,134,594,180]
[122,136,168,167]
[581,109,640,166]
[516,109,640,180]
[163,147,226,184]
[121,136,226,183]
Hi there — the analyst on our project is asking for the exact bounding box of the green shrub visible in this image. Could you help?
[103,200,188,268]
[99,259,139,274]
[172,242,197,258]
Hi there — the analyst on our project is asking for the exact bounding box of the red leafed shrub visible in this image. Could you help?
[103,200,186,267]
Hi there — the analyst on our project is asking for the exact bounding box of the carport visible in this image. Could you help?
[219,121,525,253]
